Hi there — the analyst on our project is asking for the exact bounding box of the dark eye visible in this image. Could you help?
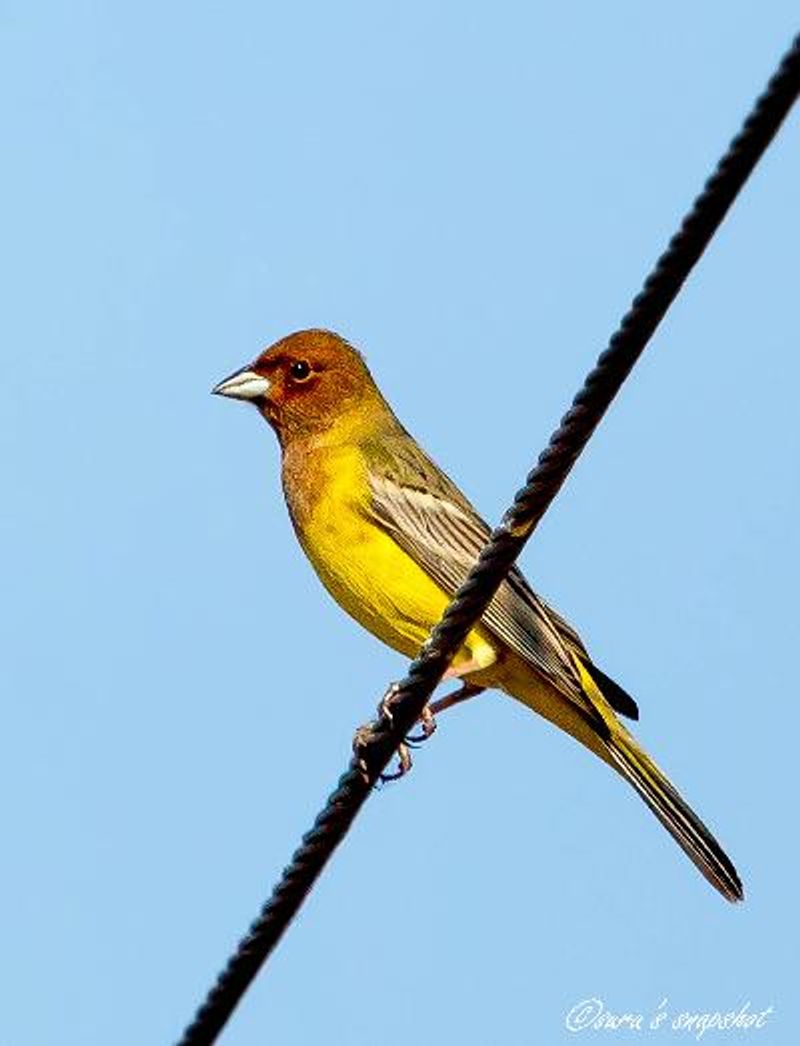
[289,360,312,382]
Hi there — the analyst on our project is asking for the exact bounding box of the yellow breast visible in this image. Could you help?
[286,443,494,671]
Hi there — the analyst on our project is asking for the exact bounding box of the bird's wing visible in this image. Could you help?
[363,439,590,704]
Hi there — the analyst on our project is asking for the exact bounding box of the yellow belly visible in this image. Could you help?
[293,446,495,673]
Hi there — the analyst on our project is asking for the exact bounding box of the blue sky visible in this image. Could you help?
[2,4,799,1044]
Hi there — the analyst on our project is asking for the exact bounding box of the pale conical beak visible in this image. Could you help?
[212,366,271,401]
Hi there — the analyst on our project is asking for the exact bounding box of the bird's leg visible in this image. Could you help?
[385,680,485,778]
[405,673,486,744]
[356,673,486,783]
[431,680,485,717]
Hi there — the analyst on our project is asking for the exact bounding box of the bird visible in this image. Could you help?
[213,328,743,903]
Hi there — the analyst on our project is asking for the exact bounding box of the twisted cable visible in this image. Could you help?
[178,32,800,1045]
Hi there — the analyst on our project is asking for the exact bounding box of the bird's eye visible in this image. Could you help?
[289,360,312,382]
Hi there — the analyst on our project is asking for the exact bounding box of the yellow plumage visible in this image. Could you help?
[214,328,743,903]
[289,442,497,673]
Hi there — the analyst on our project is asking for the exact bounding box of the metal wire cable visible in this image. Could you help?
[178,32,800,1046]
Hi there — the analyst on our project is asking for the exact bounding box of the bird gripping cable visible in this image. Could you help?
[178,31,800,1046]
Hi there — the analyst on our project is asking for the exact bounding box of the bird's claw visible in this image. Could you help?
[352,682,411,784]
[375,682,416,780]
[405,703,437,745]
[383,702,437,777]
[352,723,376,784]
[377,681,401,724]
[359,678,481,782]
[379,741,413,782]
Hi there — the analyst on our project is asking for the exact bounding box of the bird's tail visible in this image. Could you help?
[602,726,743,903]
[495,655,744,903]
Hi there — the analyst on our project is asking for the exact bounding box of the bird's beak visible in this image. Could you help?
[212,366,271,401]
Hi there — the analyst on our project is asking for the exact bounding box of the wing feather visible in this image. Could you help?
[364,443,587,703]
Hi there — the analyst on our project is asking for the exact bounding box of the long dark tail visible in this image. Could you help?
[604,728,743,903]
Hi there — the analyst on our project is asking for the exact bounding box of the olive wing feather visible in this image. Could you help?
[363,441,586,702]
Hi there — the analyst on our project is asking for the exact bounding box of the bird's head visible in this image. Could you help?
[213,329,388,445]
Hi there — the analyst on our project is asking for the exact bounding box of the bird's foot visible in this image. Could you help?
[377,681,401,725]
[352,682,411,784]
[352,722,376,783]
[376,682,416,781]
[378,741,414,782]
[404,703,438,744]
[354,680,485,783]
[405,682,485,744]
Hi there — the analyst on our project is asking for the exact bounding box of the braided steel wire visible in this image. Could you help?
[178,32,800,1045]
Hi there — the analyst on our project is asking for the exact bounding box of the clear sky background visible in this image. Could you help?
[2,4,799,1044]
